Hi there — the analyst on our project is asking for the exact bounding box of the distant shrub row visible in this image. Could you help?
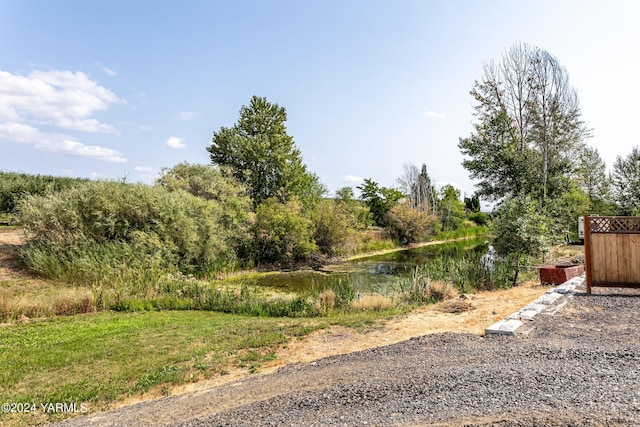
[0,171,88,214]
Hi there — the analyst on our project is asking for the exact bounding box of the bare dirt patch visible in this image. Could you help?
[0,228,28,281]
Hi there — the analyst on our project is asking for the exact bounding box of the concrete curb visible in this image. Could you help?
[485,273,586,336]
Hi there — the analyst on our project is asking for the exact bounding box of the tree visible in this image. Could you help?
[492,196,549,286]
[208,96,324,207]
[396,163,438,215]
[543,186,590,243]
[575,146,614,214]
[459,104,536,202]
[438,185,466,231]
[612,146,640,215]
[459,42,590,206]
[464,193,481,213]
[357,179,403,227]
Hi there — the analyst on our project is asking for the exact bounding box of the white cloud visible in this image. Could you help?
[176,111,199,121]
[0,123,127,163]
[133,166,153,173]
[424,111,446,119]
[166,136,186,149]
[343,175,364,184]
[0,70,123,132]
[37,140,127,163]
[0,68,127,163]
[102,66,117,76]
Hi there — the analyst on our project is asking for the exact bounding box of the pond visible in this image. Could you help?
[229,238,491,295]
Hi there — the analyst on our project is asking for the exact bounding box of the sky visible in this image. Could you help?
[1,1,639,203]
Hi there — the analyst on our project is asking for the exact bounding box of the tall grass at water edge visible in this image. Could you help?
[429,225,489,242]
[399,251,513,304]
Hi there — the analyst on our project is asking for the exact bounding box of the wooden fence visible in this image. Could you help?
[584,215,640,294]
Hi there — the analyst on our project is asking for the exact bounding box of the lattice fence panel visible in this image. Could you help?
[590,216,640,234]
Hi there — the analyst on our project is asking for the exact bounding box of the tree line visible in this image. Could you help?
[3,96,485,290]
[459,42,640,284]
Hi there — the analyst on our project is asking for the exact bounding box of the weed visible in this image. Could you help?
[350,295,394,312]
[327,278,357,308]
[317,289,336,313]
[427,281,458,301]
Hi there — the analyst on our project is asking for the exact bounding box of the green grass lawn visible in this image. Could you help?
[0,309,391,426]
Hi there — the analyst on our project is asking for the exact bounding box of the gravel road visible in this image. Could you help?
[54,287,640,427]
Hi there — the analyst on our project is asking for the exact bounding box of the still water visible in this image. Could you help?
[235,238,490,294]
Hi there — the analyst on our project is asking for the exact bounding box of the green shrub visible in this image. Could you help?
[16,181,252,290]
[386,203,440,244]
[0,171,87,214]
[253,198,316,264]
[468,211,488,226]
[311,199,363,255]
[156,162,254,252]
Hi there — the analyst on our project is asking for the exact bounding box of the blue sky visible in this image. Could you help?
[1,1,639,201]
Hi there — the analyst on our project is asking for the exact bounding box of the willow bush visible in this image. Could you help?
[16,181,252,293]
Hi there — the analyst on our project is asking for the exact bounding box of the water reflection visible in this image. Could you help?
[229,238,489,294]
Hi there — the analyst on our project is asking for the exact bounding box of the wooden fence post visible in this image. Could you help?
[584,215,592,294]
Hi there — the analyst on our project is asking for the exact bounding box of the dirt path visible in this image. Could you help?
[0,229,27,281]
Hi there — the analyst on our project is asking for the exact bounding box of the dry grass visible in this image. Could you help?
[0,288,96,322]
[546,244,585,265]
[436,299,475,313]
[318,289,336,313]
[350,295,394,312]
[427,280,458,301]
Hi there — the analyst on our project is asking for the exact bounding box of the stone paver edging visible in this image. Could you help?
[485,273,586,335]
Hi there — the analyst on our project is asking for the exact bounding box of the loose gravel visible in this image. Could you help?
[54,287,640,427]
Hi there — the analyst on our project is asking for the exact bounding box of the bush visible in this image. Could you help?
[253,198,317,264]
[156,163,253,245]
[468,212,488,226]
[311,199,364,255]
[16,181,251,290]
[386,203,440,244]
[0,171,87,214]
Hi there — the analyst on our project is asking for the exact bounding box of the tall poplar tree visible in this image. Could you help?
[208,96,323,207]
[459,42,590,207]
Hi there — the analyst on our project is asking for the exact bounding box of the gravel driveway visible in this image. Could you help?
[54,287,640,427]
